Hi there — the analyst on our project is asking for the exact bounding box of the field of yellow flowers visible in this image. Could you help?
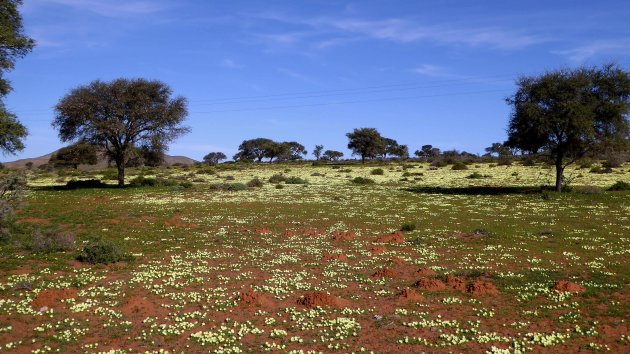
[1,161,628,353]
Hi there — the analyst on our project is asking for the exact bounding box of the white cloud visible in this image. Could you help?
[220,59,243,69]
[27,0,167,18]
[552,39,630,62]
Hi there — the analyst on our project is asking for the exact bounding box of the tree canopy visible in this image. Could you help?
[53,78,189,186]
[49,142,98,169]
[346,128,386,163]
[506,63,630,191]
[203,152,227,165]
[0,0,34,155]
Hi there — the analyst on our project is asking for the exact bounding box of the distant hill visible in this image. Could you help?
[2,150,197,170]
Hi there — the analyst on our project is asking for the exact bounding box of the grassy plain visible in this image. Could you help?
[0,161,629,353]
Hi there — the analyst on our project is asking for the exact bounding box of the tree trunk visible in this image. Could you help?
[361,155,365,164]
[555,159,564,192]
[116,160,125,187]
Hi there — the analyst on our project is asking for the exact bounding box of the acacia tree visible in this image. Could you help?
[346,128,385,163]
[506,64,630,191]
[49,141,98,169]
[0,0,34,155]
[323,150,343,161]
[277,141,307,161]
[233,138,274,162]
[53,78,189,186]
[203,152,226,165]
[313,145,324,160]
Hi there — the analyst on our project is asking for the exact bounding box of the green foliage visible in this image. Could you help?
[209,183,247,191]
[371,168,384,175]
[275,183,284,189]
[246,177,264,188]
[346,127,386,163]
[50,141,98,169]
[284,176,308,184]
[203,152,227,165]
[608,180,630,191]
[400,222,417,232]
[571,185,603,194]
[129,175,192,188]
[28,229,76,254]
[268,174,286,183]
[53,78,190,186]
[351,176,375,185]
[77,237,133,264]
[451,162,468,170]
[0,172,25,241]
[65,179,107,189]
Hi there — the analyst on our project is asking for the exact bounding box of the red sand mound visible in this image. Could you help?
[282,231,297,237]
[389,257,405,266]
[301,229,320,237]
[414,267,436,277]
[375,231,405,243]
[413,277,447,291]
[235,289,274,308]
[254,228,271,235]
[396,288,424,302]
[368,246,386,255]
[552,281,585,293]
[321,253,349,262]
[296,292,346,308]
[331,231,356,241]
[371,268,398,278]
[467,280,499,295]
[31,288,77,310]
[120,296,163,318]
[445,275,467,291]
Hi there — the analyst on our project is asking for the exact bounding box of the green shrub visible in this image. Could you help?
[209,183,247,191]
[451,162,468,170]
[572,185,602,194]
[577,158,593,169]
[608,180,630,191]
[400,222,417,232]
[66,179,107,189]
[29,229,76,254]
[77,238,132,264]
[431,160,447,168]
[351,177,375,185]
[466,172,488,179]
[100,169,119,181]
[268,174,286,183]
[246,177,264,188]
[284,176,308,184]
[275,184,284,189]
[371,168,384,175]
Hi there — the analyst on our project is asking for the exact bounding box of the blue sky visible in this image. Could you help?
[4,0,630,161]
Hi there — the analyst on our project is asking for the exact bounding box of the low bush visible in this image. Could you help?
[351,177,375,185]
[572,185,602,194]
[268,174,286,183]
[246,177,264,188]
[284,176,308,184]
[29,229,76,254]
[209,183,248,191]
[400,222,417,232]
[275,184,284,189]
[371,168,384,175]
[466,172,489,179]
[66,179,107,189]
[608,180,630,191]
[451,162,468,170]
[77,238,133,264]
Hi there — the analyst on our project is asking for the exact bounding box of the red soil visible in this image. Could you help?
[371,268,398,279]
[389,257,405,266]
[445,274,467,291]
[235,289,274,308]
[413,277,447,291]
[331,231,356,241]
[296,291,348,308]
[367,246,386,255]
[414,267,436,277]
[374,230,405,243]
[253,228,271,234]
[321,253,349,262]
[467,279,500,295]
[119,296,163,318]
[552,280,585,293]
[396,288,424,302]
[31,288,77,310]
[283,231,297,238]
[17,217,51,225]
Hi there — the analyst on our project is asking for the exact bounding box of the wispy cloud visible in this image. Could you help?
[220,59,244,69]
[412,64,454,78]
[552,39,630,63]
[28,0,167,18]
[276,68,319,85]
[251,13,545,50]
